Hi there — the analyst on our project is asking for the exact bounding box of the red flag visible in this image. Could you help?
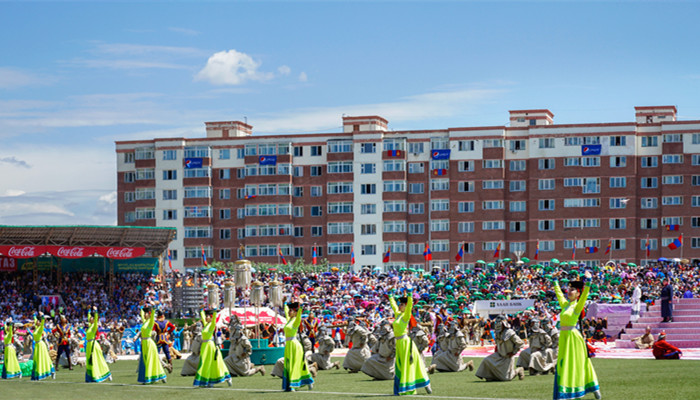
[493,242,501,258]
[200,244,208,267]
[278,245,288,265]
[534,240,540,261]
[383,247,391,263]
[455,243,464,262]
[312,245,318,265]
[423,243,432,261]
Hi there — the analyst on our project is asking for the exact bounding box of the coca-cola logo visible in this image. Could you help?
[57,247,86,258]
[106,248,134,258]
[8,246,37,258]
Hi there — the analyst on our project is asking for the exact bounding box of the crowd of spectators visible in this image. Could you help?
[0,260,697,352]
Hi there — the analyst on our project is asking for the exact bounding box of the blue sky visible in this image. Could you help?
[1,1,700,225]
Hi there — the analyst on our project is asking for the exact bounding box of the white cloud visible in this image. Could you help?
[3,189,25,197]
[195,49,274,86]
[0,68,50,89]
[91,42,206,57]
[298,72,308,82]
[278,65,291,76]
[251,87,505,133]
[0,189,117,225]
[0,156,31,169]
[168,27,201,36]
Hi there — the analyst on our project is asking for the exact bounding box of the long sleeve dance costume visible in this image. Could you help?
[137,309,167,384]
[31,317,55,381]
[2,324,22,379]
[390,296,430,395]
[553,280,601,399]
[193,310,231,387]
[282,305,314,391]
[86,312,112,382]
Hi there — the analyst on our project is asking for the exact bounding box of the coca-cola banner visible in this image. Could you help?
[0,246,47,259]
[0,256,17,272]
[0,245,146,260]
[45,246,98,259]
[96,247,146,259]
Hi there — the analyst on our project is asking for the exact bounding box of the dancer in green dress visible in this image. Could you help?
[282,302,314,392]
[31,314,55,381]
[552,271,601,399]
[193,309,231,387]
[85,309,112,383]
[2,321,22,379]
[390,293,431,395]
[137,307,167,384]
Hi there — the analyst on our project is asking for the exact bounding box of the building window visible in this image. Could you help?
[538,158,555,170]
[641,136,659,147]
[458,222,474,233]
[510,201,526,212]
[641,219,658,230]
[383,180,406,192]
[609,218,626,230]
[408,162,424,174]
[609,136,626,146]
[510,139,527,151]
[327,139,353,153]
[609,156,626,167]
[311,206,323,216]
[431,179,449,191]
[662,196,683,206]
[361,203,377,214]
[662,154,683,164]
[509,180,526,192]
[409,183,424,194]
[538,179,555,190]
[219,208,231,219]
[662,175,683,185]
[458,140,475,151]
[162,150,177,160]
[482,221,505,231]
[361,163,376,174]
[538,220,555,231]
[482,200,504,210]
[609,198,628,209]
[361,245,376,255]
[385,221,407,233]
[510,221,526,232]
[361,224,377,235]
[361,184,376,194]
[458,201,474,213]
[641,178,659,188]
[360,143,376,153]
[483,159,503,169]
[293,187,303,197]
[509,160,526,171]
[311,226,323,237]
[409,203,424,214]
[219,169,230,179]
[538,138,555,148]
[458,181,474,192]
[385,200,408,213]
[310,146,322,156]
[609,177,627,188]
[310,166,323,176]
[409,223,424,235]
[162,190,177,200]
[538,199,555,211]
[408,142,424,154]
[482,180,504,190]
[641,156,658,168]
[162,209,177,220]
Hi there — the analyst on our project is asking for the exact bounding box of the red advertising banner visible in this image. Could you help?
[95,247,146,259]
[0,246,47,258]
[0,256,17,272]
[0,245,146,260]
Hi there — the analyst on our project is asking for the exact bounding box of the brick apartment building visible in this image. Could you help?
[116,105,700,271]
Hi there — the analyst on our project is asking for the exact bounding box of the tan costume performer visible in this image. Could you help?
[475,318,525,381]
[342,319,371,373]
[431,321,474,373]
[360,320,395,380]
[309,326,340,370]
[223,319,265,376]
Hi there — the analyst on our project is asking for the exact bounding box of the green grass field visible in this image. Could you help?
[2,357,697,400]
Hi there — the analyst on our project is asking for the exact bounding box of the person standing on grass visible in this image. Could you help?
[31,313,55,381]
[137,307,167,384]
[153,310,175,373]
[85,308,112,382]
[660,278,674,323]
[2,320,22,379]
[282,301,314,392]
[390,292,432,395]
[193,309,231,387]
[552,271,601,400]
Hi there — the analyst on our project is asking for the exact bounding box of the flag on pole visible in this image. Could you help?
[585,247,599,254]
[423,243,432,261]
[383,247,391,263]
[572,240,576,260]
[645,236,651,257]
[278,245,288,265]
[350,246,355,265]
[493,242,501,258]
[604,239,612,255]
[455,243,464,262]
[534,240,540,261]
[312,245,318,265]
[167,249,173,270]
[666,225,679,231]
[200,244,208,267]
[668,235,683,250]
